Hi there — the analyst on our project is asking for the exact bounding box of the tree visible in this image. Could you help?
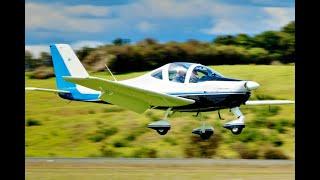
[39,52,52,67]
[213,35,236,45]
[137,38,158,46]
[253,31,282,53]
[234,34,253,47]
[112,38,131,46]
[281,21,295,35]
[76,47,94,61]
[25,50,34,70]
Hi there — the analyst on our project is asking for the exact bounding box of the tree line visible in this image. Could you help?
[25,21,294,73]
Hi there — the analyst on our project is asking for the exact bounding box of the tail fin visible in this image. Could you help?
[50,44,99,100]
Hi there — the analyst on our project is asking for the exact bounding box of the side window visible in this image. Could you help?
[151,70,163,80]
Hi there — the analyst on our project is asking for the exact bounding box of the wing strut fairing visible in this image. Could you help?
[245,100,294,105]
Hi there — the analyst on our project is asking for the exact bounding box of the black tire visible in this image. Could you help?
[200,130,213,140]
[200,134,211,140]
[231,127,243,135]
[156,128,169,135]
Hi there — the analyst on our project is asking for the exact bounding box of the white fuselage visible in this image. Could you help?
[120,63,249,96]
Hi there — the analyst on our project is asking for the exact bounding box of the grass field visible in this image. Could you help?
[25,65,295,159]
[25,158,294,180]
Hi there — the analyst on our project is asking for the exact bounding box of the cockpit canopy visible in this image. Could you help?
[150,62,232,83]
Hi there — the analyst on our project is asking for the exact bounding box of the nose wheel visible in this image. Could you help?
[223,107,245,135]
[192,126,214,140]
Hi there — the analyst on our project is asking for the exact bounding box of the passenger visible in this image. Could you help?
[173,69,186,83]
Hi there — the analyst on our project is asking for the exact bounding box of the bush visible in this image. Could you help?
[26,119,41,126]
[184,133,222,158]
[263,147,289,159]
[273,139,284,147]
[125,134,136,141]
[88,127,118,142]
[238,129,265,143]
[98,127,118,137]
[133,147,157,158]
[233,143,259,159]
[275,124,286,134]
[267,119,290,133]
[88,134,105,142]
[113,140,128,147]
[164,137,178,146]
[255,94,276,100]
[100,145,119,157]
[88,110,96,114]
[29,67,55,79]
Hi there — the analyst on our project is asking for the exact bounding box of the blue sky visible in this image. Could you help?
[26,0,295,57]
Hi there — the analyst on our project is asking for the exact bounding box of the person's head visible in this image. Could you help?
[176,67,185,76]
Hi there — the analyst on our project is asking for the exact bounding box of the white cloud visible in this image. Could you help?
[26,3,112,33]
[200,6,294,35]
[137,21,155,32]
[25,40,105,58]
[120,0,234,19]
[71,40,104,50]
[201,20,249,35]
[25,45,49,58]
[64,5,110,17]
[121,0,293,35]
[263,7,295,29]
[26,0,295,42]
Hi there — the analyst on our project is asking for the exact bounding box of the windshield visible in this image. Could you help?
[189,66,224,83]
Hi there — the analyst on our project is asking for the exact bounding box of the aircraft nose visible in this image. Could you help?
[244,81,260,90]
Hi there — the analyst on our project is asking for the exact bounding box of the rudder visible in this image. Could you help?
[50,44,89,91]
[50,44,99,101]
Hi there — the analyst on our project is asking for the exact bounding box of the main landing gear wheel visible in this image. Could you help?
[148,108,172,136]
[156,127,170,135]
[148,120,171,135]
[223,124,245,135]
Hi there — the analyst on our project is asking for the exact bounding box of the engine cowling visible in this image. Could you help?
[244,81,260,90]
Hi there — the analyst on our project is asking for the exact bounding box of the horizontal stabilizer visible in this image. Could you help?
[245,100,295,105]
[25,87,69,93]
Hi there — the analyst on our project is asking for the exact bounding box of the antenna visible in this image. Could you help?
[105,64,117,81]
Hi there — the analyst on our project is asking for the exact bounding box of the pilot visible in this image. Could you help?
[173,69,186,83]
[189,71,199,83]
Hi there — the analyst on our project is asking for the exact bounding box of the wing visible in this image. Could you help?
[63,76,195,113]
[25,87,69,93]
[245,100,294,105]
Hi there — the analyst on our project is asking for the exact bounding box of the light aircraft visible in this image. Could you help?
[26,44,294,140]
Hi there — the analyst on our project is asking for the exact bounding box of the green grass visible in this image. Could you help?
[25,65,295,158]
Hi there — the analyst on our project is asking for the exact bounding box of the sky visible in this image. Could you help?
[25,0,295,57]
